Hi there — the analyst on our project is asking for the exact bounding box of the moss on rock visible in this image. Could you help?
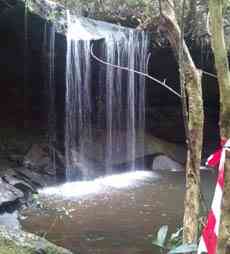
[0,238,33,254]
[0,226,74,254]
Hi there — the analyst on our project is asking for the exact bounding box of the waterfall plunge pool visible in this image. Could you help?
[17,170,216,254]
[40,171,157,198]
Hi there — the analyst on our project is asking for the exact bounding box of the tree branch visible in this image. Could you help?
[90,43,182,98]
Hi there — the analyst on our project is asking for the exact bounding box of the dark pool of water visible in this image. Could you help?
[14,170,216,254]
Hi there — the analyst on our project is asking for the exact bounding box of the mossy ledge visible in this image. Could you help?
[0,226,75,254]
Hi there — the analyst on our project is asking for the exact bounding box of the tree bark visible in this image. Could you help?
[209,0,230,138]
[209,0,230,253]
[182,63,203,244]
[159,0,204,243]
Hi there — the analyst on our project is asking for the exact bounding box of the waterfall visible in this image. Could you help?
[65,14,149,180]
[65,13,93,179]
[43,22,56,172]
[137,32,148,167]
[102,30,148,173]
[126,31,136,171]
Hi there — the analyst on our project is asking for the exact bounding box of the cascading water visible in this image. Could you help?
[43,22,56,172]
[102,31,148,173]
[65,13,93,179]
[136,32,148,167]
[65,14,149,180]
[126,30,136,171]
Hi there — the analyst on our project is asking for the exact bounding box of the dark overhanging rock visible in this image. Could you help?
[0,0,223,163]
[0,0,226,167]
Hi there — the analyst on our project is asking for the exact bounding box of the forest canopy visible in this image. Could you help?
[27,0,230,50]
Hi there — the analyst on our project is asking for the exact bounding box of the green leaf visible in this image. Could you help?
[168,243,197,254]
[152,225,168,248]
[32,193,39,200]
[168,227,183,248]
[169,227,183,241]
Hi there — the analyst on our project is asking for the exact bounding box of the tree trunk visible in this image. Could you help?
[209,0,230,253]
[209,0,230,138]
[183,64,203,244]
[159,0,204,243]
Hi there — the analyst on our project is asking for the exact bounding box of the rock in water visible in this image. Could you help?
[3,175,35,193]
[23,143,50,170]
[152,154,184,171]
[14,167,56,187]
[0,178,24,206]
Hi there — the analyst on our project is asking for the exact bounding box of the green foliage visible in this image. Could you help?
[152,225,169,248]
[31,193,43,208]
[47,7,65,22]
[168,227,183,248]
[152,226,197,254]
[124,0,146,8]
[27,0,34,12]
[52,0,153,24]
[0,239,33,254]
[224,0,230,7]
[223,0,230,17]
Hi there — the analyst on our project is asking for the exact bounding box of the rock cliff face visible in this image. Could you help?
[0,2,226,252]
[0,0,225,178]
[0,0,221,140]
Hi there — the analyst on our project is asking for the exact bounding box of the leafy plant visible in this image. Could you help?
[152,225,197,254]
[152,225,169,249]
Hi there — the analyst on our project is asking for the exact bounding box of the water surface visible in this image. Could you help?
[20,170,216,254]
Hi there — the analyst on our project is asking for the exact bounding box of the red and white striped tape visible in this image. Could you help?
[197,138,230,254]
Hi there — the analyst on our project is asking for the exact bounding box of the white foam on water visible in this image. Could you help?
[40,171,157,198]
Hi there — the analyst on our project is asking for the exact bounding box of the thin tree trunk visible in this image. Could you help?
[159,0,204,243]
[209,0,230,252]
[183,64,203,244]
[209,0,230,138]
